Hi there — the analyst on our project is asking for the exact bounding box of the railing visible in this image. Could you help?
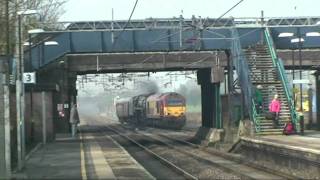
[42,16,320,31]
[252,99,260,132]
[264,28,300,132]
[231,28,259,132]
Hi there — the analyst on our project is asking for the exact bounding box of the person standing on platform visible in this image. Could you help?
[255,85,263,114]
[69,103,80,137]
[269,94,281,128]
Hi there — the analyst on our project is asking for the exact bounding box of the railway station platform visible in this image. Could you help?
[14,125,154,179]
[232,131,320,179]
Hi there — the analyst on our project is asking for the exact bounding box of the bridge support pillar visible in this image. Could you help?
[195,68,224,145]
[57,70,77,134]
[197,68,222,129]
[315,71,320,130]
[36,59,77,134]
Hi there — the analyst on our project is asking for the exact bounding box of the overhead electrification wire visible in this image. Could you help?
[214,0,244,26]
[112,0,139,46]
[123,0,139,29]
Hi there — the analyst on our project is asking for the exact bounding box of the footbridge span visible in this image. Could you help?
[24,16,320,135]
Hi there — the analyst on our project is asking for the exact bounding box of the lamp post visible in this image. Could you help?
[292,48,296,107]
[14,9,39,171]
[290,36,305,111]
[298,27,303,112]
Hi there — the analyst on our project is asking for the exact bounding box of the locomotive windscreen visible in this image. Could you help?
[166,99,184,106]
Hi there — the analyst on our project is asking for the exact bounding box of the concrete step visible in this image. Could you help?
[252,81,281,84]
[251,80,279,82]
[259,128,284,132]
[248,60,273,62]
[260,90,286,92]
[249,65,274,68]
[257,118,291,122]
[250,73,277,76]
[247,55,272,58]
[260,93,286,96]
[248,63,273,66]
[249,67,275,69]
[251,77,278,80]
[258,120,289,124]
[250,68,277,71]
[256,131,283,135]
[256,55,272,58]
[259,125,285,129]
[257,115,291,118]
[247,59,272,61]
[248,64,274,66]
[254,59,273,62]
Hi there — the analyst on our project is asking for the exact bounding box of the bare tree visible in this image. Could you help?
[0,0,66,54]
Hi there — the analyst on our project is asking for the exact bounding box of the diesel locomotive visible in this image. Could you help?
[115,92,186,129]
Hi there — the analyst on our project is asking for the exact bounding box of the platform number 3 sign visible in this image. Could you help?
[23,72,36,84]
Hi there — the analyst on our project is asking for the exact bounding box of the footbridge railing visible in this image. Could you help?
[264,28,300,132]
[231,28,259,132]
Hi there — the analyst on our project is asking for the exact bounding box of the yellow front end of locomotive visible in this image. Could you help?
[164,106,186,117]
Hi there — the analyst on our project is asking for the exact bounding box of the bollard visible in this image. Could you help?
[299,113,304,135]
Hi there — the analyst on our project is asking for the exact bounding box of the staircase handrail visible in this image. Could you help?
[252,98,260,132]
[264,28,300,131]
[231,28,260,132]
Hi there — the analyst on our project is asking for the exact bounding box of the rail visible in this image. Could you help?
[264,28,300,132]
[104,125,197,180]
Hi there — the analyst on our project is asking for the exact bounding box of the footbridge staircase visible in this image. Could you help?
[231,28,299,135]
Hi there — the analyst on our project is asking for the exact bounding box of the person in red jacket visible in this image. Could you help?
[269,94,281,128]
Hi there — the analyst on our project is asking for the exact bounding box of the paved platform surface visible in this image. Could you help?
[22,134,83,179]
[254,130,320,153]
[19,130,154,179]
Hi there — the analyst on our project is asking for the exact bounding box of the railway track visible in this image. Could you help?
[103,123,294,179]
[155,133,297,180]
[102,125,198,180]
[87,119,193,179]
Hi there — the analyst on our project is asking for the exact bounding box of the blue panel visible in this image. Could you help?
[43,33,71,64]
[27,25,320,70]
[202,28,231,49]
[30,45,41,69]
[101,31,111,52]
[71,32,102,52]
[107,31,134,52]
[238,28,263,48]
[134,29,170,51]
[168,29,181,50]
[169,29,199,51]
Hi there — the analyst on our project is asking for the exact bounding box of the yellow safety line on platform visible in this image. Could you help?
[80,131,88,180]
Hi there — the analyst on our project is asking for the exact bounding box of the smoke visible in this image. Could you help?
[135,80,159,95]
[176,79,201,108]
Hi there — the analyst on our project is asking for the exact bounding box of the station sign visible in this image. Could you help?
[292,79,310,84]
[23,72,36,84]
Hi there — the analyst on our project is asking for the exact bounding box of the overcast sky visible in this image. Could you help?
[60,0,319,21]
